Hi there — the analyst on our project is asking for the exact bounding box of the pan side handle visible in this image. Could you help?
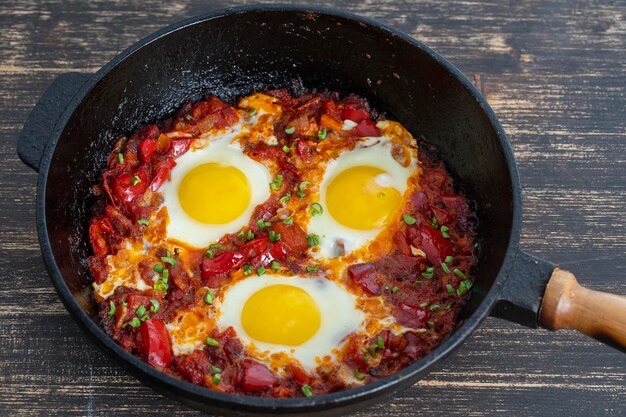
[17,72,92,172]
[540,268,626,352]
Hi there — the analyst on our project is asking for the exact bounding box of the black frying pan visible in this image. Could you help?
[16,5,626,416]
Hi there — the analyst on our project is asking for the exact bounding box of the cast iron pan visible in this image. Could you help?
[16,5,626,416]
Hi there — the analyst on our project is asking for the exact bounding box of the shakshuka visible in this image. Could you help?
[87,90,477,397]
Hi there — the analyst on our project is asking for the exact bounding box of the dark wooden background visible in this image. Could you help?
[1,0,624,416]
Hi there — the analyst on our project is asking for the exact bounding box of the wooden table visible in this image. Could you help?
[1,1,624,415]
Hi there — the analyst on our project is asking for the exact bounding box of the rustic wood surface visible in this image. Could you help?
[1,0,624,416]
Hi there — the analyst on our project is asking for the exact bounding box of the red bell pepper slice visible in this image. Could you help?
[149,158,176,192]
[201,251,246,282]
[347,263,379,294]
[271,223,308,253]
[406,225,453,266]
[241,360,277,392]
[137,319,172,368]
[342,107,369,123]
[393,303,430,329]
[169,138,192,159]
[239,237,270,258]
[354,119,380,137]
[249,242,289,267]
[113,169,148,203]
[138,139,157,163]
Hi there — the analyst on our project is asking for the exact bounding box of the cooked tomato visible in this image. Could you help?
[201,251,246,284]
[138,319,172,368]
[406,225,453,266]
[241,360,277,392]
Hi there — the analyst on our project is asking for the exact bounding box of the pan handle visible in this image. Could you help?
[491,250,626,352]
[18,72,92,172]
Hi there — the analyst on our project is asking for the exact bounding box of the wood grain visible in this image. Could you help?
[0,0,624,416]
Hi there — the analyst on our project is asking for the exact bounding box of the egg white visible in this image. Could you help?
[216,275,364,371]
[308,137,417,258]
[159,132,271,248]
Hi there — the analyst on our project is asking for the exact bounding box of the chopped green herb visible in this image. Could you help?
[306,234,319,246]
[205,249,216,258]
[271,261,281,271]
[118,153,124,164]
[377,335,384,349]
[248,108,257,116]
[107,301,116,317]
[131,175,141,186]
[137,218,149,226]
[298,181,310,191]
[237,231,245,239]
[154,280,167,292]
[282,145,291,153]
[440,225,450,238]
[285,126,296,135]
[126,317,141,328]
[212,373,222,385]
[301,383,313,397]
[311,203,323,216]
[403,214,417,225]
[279,194,292,204]
[268,230,281,242]
[419,302,429,308]
[246,230,254,240]
[296,191,306,198]
[204,290,214,305]
[211,365,221,373]
[283,216,294,225]
[243,265,253,276]
[391,286,399,293]
[453,268,467,279]
[149,298,160,313]
[354,369,366,381]
[306,265,320,272]
[317,128,327,140]
[257,266,266,276]
[446,284,454,295]
[457,279,473,296]
[153,263,164,273]
[445,303,452,311]
[427,321,435,328]
[421,267,434,279]
[270,174,283,191]
[139,314,150,322]
[414,280,423,285]
[257,219,271,229]
[120,301,127,306]
[429,304,441,312]
[441,262,450,274]
[431,216,439,228]
[162,268,169,281]
[363,356,370,363]
[136,305,146,317]
[161,255,177,267]
[206,337,219,347]
[210,243,222,250]
[444,255,453,264]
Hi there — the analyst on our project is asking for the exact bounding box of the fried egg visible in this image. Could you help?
[308,137,417,258]
[160,133,271,248]
[216,274,364,371]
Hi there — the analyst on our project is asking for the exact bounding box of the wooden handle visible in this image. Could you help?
[539,268,626,350]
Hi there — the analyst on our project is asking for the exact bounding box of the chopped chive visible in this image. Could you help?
[446,284,454,294]
[246,230,254,241]
[257,266,266,276]
[429,304,441,312]
[414,280,423,285]
[131,175,141,186]
[360,347,369,354]
[354,369,366,381]
[457,280,473,296]
[306,265,320,272]
[419,302,429,308]
[211,365,221,373]
[268,230,281,242]
[282,145,291,153]
[310,203,323,216]
[440,225,450,238]
[296,191,306,198]
[120,301,127,306]
[444,255,453,264]
[427,320,435,328]
[445,303,452,310]
[161,268,169,281]
[139,314,150,322]
[421,267,434,279]
[210,243,222,249]
[107,301,116,317]
[391,286,399,293]
[377,335,384,349]
[453,268,467,279]
[257,219,271,229]
[271,261,281,271]
[306,234,319,246]
[270,174,283,191]
[117,153,124,164]
[206,337,219,347]
[204,289,214,305]
[431,216,439,228]
[441,262,450,274]
[126,317,141,328]
[237,231,245,239]
[243,265,253,276]
[150,298,160,313]
[363,356,370,363]
[301,383,313,397]
[298,181,310,191]
[205,249,216,258]
[283,216,294,225]
[317,128,327,140]
[285,126,296,134]
[161,255,177,267]
[137,218,149,226]
[136,305,146,317]
[212,373,222,385]
[248,108,257,116]
[279,194,291,204]
[403,214,417,225]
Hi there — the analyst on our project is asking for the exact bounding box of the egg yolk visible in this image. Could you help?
[326,166,402,230]
[178,163,251,224]
[241,285,321,346]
